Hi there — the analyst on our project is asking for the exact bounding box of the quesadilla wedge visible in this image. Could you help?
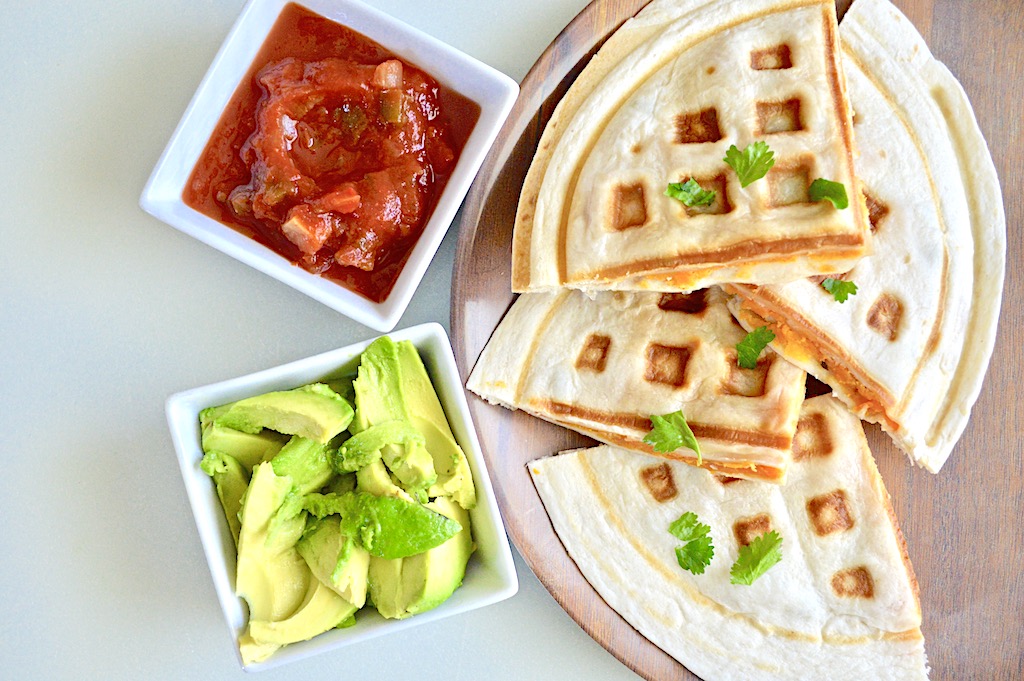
[726,0,1005,473]
[512,0,871,294]
[529,395,926,681]
[467,287,805,482]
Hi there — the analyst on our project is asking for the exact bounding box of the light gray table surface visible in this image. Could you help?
[0,1,642,679]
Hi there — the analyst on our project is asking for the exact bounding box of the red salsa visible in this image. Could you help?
[184,3,480,303]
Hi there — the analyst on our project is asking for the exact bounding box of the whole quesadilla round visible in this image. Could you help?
[513,0,871,294]
[468,287,806,482]
[726,0,1005,473]
[529,395,927,680]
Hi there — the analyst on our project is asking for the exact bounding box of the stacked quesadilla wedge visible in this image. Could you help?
[726,0,1005,472]
[513,0,871,294]
[529,395,927,680]
[467,287,806,482]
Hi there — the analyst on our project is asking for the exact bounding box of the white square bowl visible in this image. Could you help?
[141,0,518,332]
[166,322,518,671]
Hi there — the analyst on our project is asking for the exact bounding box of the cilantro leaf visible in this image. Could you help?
[730,530,783,585]
[644,411,702,465]
[735,326,776,370]
[669,511,711,542]
[723,141,775,187]
[665,178,716,207]
[669,512,714,575]
[821,277,858,303]
[808,178,849,209]
[676,537,715,575]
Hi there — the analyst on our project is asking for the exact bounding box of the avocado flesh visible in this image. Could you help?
[200,450,249,547]
[367,497,473,619]
[270,436,334,495]
[215,383,354,444]
[403,497,474,616]
[202,422,287,470]
[247,577,358,648]
[236,462,311,625]
[352,338,436,492]
[356,457,415,503]
[393,341,477,509]
[297,516,370,608]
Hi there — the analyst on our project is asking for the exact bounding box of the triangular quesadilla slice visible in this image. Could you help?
[467,287,806,482]
[725,0,1005,473]
[513,0,871,294]
[529,395,927,680]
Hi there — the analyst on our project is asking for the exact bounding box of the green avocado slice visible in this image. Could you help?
[352,338,437,492]
[200,450,249,547]
[367,496,474,620]
[247,577,358,647]
[215,383,353,444]
[302,491,461,559]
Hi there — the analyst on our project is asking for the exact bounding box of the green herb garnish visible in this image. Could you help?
[669,512,715,575]
[723,141,775,187]
[644,411,702,465]
[735,326,776,369]
[821,277,858,303]
[808,178,849,209]
[729,530,783,585]
[665,178,716,207]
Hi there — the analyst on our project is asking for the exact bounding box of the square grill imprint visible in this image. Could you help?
[751,44,793,70]
[677,174,731,216]
[832,566,875,599]
[757,98,803,135]
[722,354,770,397]
[644,343,694,388]
[610,183,648,231]
[733,513,772,547]
[767,162,812,207]
[576,334,612,372]
[792,412,832,460]
[674,108,722,144]
[807,489,855,536]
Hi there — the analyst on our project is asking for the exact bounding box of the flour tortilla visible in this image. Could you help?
[726,0,1005,473]
[468,287,806,482]
[529,395,927,680]
[513,0,870,294]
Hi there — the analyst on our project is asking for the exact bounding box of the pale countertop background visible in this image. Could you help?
[0,0,644,679]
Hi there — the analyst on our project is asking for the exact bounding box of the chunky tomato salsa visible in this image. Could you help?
[184,3,479,303]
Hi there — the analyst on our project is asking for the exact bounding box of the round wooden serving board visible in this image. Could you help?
[451,1,1024,679]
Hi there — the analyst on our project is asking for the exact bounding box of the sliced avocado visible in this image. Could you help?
[332,420,424,473]
[356,459,414,503]
[247,577,358,647]
[300,491,461,560]
[392,341,477,509]
[200,450,249,547]
[402,496,474,616]
[270,436,334,495]
[236,462,311,624]
[215,383,354,444]
[352,338,437,492]
[296,516,370,607]
[367,497,473,619]
[202,422,287,470]
[367,554,405,619]
[322,471,356,495]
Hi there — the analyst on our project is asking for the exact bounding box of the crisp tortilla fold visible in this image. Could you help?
[726,0,1005,473]
[529,395,927,681]
[513,0,870,294]
[467,287,805,482]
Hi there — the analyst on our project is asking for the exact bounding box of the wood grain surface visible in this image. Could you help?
[450,1,1024,679]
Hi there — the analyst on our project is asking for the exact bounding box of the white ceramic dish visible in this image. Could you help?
[166,322,518,671]
[140,0,518,331]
